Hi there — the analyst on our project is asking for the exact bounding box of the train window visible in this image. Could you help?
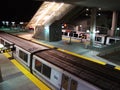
[35,60,42,73]
[19,50,28,63]
[61,74,69,90]
[42,64,51,79]
[70,79,78,90]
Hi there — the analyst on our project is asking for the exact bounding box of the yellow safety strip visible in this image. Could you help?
[32,39,55,48]
[3,53,12,58]
[115,66,120,71]
[62,37,80,42]
[3,53,51,90]
[57,48,106,65]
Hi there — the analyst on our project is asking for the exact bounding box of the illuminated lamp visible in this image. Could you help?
[98,13,101,16]
[86,8,89,11]
[85,13,88,16]
[86,30,90,33]
[98,8,101,10]
[117,27,120,30]
[96,30,100,33]
[64,24,67,27]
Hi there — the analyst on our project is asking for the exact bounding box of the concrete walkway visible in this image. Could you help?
[0,54,39,90]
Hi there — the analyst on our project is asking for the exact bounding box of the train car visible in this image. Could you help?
[32,49,120,90]
[0,35,14,55]
[95,34,108,45]
[32,49,100,90]
[106,37,120,45]
[0,32,49,71]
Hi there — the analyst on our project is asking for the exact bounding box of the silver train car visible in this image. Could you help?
[0,32,120,90]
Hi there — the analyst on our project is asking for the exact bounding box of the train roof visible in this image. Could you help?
[0,32,48,53]
[34,49,120,89]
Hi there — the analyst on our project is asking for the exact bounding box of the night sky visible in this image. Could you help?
[0,0,43,22]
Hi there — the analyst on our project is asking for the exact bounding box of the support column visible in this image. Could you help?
[110,11,118,36]
[90,8,97,46]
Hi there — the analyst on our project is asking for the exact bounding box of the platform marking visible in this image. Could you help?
[3,53,51,90]
[32,39,55,48]
[62,37,80,42]
[115,66,120,71]
[3,53,12,59]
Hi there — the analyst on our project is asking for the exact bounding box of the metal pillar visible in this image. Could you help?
[90,8,97,46]
[110,11,118,36]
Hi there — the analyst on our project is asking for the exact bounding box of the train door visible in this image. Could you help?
[70,79,78,90]
[61,74,69,90]
[61,74,78,90]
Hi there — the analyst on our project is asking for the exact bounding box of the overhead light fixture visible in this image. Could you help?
[86,30,90,33]
[98,8,101,10]
[98,13,101,16]
[86,8,89,11]
[85,13,89,16]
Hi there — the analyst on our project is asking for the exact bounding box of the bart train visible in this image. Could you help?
[0,32,120,90]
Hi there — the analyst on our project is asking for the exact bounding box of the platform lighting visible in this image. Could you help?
[11,22,15,26]
[86,30,90,33]
[5,21,9,26]
[2,21,5,25]
[85,13,89,16]
[20,22,24,24]
[98,13,101,16]
[98,8,101,10]
[80,25,82,27]
[96,30,100,33]
[62,24,64,28]
[86,8,89,11]
[117,27,120,30]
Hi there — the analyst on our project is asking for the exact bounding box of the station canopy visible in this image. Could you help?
[27,1,74,29]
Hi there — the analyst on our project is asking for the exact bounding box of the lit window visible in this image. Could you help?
[35,60,42,73]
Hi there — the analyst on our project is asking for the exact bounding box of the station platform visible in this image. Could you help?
[0,53,51,90]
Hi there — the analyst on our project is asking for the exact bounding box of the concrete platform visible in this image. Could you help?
[0,54,39,90]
